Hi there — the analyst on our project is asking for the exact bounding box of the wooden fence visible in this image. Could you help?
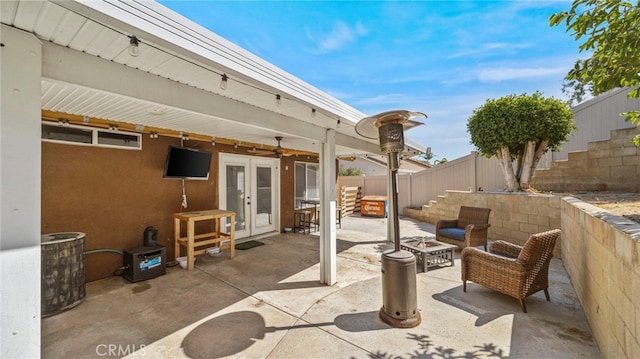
[337,152,505,210]
[339,186,362,216]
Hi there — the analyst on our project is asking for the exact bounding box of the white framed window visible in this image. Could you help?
[294,162,319,209]
[42,122,142,150]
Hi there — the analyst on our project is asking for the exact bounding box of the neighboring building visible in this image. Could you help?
[539,87,640,168]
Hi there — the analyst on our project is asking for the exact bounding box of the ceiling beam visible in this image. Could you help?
[41,41,383,154]
[42,41,329,141]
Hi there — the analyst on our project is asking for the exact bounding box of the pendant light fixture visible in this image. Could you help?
[128,35,140,57]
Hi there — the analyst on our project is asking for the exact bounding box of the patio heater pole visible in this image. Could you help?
[380,124,402,252]
[355,110,426,328]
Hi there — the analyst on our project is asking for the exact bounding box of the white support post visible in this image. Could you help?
[1,25,43,358]
[319,129,337,285]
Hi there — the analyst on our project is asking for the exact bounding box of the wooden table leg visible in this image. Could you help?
[174,217,181,261]
[187,219,195,270]
[230,214,235,258]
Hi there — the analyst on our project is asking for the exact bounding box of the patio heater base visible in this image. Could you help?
[379,250,421,328]
[379,307,422,329]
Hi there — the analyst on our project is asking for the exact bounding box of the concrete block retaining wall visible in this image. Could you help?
[532,127,640,192]
[404,190,562,256]
[561,197,640,359]
[403,191,640,358]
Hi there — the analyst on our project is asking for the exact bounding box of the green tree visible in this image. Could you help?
[549,0,640,144]
[467,92,575,192]
[339,166,362,176]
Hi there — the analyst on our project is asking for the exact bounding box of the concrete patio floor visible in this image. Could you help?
[42,214,600,358]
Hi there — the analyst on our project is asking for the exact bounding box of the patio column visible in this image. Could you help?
[0,25,42,357]
[319,129,337,285]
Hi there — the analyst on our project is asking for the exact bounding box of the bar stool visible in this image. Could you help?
[294,210,312,234]
[312,206,343,230]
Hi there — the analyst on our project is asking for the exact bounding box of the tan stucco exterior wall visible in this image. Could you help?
[42,136,319,282]
[404,191,640,358]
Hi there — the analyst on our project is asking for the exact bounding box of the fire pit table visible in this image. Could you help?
[400,237,456,272]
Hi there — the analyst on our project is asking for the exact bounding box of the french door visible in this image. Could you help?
[219,154,279,239]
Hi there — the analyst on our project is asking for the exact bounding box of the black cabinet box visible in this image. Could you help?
[123,245,166,282]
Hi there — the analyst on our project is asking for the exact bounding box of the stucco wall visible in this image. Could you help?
[42,136,219,282]
[42,136,319,282]
[404,191,640,358]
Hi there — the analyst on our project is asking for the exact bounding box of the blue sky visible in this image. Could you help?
[159,0,582,161]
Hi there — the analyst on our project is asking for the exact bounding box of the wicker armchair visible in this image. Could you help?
[436,206,491,251]
[461,229,561,313]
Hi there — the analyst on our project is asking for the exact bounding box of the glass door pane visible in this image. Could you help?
[306,164,319,201]
[226,164,246,232]
[294,163,306,208]
[254,166,272,228]
[221,153,278,239]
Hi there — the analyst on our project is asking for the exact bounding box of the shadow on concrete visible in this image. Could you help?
[432,287,506,326]
[180,309,509,359]
[334,311,392,332]
[181,310,391,358]
[431,281,599,358]
[41,215,598,358]
[182,311,266,359]
[366,333,507,359]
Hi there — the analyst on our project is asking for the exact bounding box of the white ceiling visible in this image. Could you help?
[1,0,426,156]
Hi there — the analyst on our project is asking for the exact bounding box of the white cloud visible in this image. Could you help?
[448,42,532,59]
[307,21,368,54]
[478,67,567,82]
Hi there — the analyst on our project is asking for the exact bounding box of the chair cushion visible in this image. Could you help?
[439,228,465,241]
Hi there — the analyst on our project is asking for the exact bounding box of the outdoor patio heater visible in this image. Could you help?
[356,110,426,328]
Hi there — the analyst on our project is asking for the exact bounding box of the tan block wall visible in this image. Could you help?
[533,127,640,192]
[404,190,562,256]
[561,197,640,359]
[404,191,640,358]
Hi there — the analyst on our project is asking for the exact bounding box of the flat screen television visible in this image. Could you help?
[163,145,212,180]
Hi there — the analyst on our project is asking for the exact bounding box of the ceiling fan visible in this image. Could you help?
[248,136,292,158]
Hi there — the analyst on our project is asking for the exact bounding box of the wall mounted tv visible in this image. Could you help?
[163,145,212,180]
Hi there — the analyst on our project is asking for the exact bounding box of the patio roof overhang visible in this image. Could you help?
[2,0,427,157]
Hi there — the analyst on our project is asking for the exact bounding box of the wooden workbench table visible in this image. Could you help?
[174,209,236,270]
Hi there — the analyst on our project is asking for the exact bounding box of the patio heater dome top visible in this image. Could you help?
[355,110,426,139]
